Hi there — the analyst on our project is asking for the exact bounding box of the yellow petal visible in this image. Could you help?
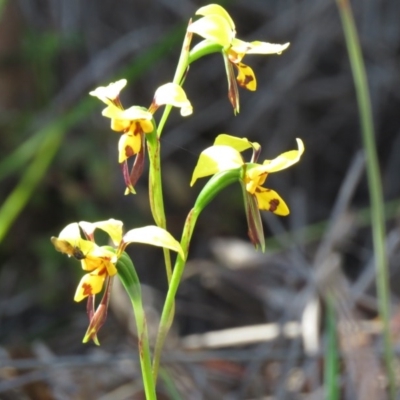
[153,83,193,116]
[245,166,268,194]
[74,273,106,302]
[214,134,260,153]
[262,138,304,173]
[254,187,289,216]
[57,222,81,242]
[111,118,131,132]
[195,4,235,32]
[190,145,243,186]
[234,62,256,91]
[232,40,290,55]
[102,105,152,121]
[79,219,123,246]
[118,133,142,163]
[188,14,234,48]
[82,252,117,277]
[89,79,127,105]
[123,226,185,259]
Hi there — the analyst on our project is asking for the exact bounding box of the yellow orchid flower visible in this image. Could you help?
[191,134,304,250]
[188,4,289,113]
[90,80,192,193]
[51,219,184,344]
[192,134,303,214]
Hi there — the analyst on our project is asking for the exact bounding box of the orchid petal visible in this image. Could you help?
[234,63,256,91]
[102,105,152,121]
[231,39,290,55]
[262,138,304,173]
[254,187,289,216]
[213,134,260,153]
[153,83,193,116]
[190,145,243,186]
[57,222,81,242]
[195,4,235,31]
[74,273,106,302]
[80,219,123,246]
[89,79,127,105]
[188,15,233,48]
[118,133,142,163]
[123,226,184,259]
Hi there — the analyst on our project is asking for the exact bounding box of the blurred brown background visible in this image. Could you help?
[1,0,400,398]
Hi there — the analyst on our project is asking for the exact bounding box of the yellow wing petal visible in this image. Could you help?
[195,4,235,31]
[80,219,123,246]
[231,40,290,55]
[123,226,185,259]
[188,14,233,48]
[214,134,260,153]
[190,145,243,186]
[262,138,304,173]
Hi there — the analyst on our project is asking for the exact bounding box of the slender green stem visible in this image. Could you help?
[152,207,200,380]
[152,168,242,379]
[117,253,157,400]
[157,25,192,138]
[159,367,184,400]
[148,24,194,383]
[335,0,396,397]
[325,296,340,400]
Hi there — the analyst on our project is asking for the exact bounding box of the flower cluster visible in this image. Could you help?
[188,4,289,113]
[89,80,192,193]
[191,134,304,249]
[53,4,302,346]
[52,219,183,344]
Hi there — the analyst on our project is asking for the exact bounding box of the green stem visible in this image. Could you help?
[117,253,157,400]
[152,168,242,379]
[335,0,396,397]
[147,24,194,382]
[152,206,200,380]
[157,24,192,138]
[325,296,340,400]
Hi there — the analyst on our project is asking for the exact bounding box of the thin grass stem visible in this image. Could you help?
[335,0,396,397]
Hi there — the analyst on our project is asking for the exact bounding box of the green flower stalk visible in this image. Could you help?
[115,252,156,400]
[152,166,243,379]
[51,3,297,396]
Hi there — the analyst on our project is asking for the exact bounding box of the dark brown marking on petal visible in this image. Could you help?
[98,267,108,277]
[269,198,280,213]
[255,186,269,194]
[238,74,255,88]
[82,283,93,297]
[125,145,134,159]
[133,121,143,135]
[228,50,240,64]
